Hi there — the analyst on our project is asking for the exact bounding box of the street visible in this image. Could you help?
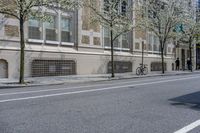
[0,74,200,133]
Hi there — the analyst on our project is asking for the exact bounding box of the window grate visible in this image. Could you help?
[107,61,132,73]
[32,60,76,77]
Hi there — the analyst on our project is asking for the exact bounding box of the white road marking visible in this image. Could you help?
[0,75,199,103]
[174,119,200,133]
[0,75,188,96]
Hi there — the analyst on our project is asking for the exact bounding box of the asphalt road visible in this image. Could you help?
[1,74,200,133]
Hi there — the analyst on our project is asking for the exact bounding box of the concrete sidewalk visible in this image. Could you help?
[0,71,200,88]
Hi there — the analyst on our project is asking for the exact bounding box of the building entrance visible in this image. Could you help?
[0,59,8,78]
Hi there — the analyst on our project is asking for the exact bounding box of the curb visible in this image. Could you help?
[105,71,200,80]
[0,71,200,89]
[62,71,200,84]
[0,82,64,89]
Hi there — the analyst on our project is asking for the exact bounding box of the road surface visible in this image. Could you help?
[0,74,200,133]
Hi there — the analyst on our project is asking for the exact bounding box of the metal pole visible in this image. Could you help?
[196,44,198,70]
[142,41,144,68]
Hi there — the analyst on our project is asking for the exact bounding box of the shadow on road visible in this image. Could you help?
[169,91,200,110]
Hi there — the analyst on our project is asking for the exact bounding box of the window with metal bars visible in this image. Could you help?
[32,59,76,77]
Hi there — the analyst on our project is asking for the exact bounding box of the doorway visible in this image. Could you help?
[0,59,8,78]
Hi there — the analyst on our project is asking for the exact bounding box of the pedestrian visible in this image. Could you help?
[187,58,191,70]
[175,58,180,71]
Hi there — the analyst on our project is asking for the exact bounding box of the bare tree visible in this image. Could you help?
[138,0,187,73]
[0,0,79,83]
[84,0,134,77]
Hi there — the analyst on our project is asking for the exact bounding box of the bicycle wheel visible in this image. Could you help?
[136,67,141,75]
[142,67,148,75]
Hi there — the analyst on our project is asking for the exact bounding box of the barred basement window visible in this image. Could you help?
[151,62,167,71]
[107,61,132,73]
[32,60,76,77]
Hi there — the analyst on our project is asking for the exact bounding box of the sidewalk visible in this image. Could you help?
[0,71,200,88]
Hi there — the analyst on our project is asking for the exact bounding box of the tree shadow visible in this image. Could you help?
[169,91,200,111]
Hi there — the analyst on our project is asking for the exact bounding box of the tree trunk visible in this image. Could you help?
[19,17,25,84]
[161,45,165,74]
[110,29,115,78]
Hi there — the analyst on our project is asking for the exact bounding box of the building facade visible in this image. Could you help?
[196,0,200,69]
[175,0,198,71]
[0,0,176,79]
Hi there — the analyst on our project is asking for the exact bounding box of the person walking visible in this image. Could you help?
[175,58,180,71]
[187,58,191,70]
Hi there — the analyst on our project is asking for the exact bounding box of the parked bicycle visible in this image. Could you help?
[136,64,148,75]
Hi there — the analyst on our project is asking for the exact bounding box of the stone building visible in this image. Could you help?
[174,0,197,71]
[0,0,175,79]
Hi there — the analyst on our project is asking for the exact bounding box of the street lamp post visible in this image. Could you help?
[142,41,144,68]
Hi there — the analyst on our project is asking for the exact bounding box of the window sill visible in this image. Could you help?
[104,46,130,51]
[2,37,19,42]
[152,51,161,54]
[121,48,130,51]
[134,49,148,52]
[46,40,60,45]
[28,39,44,43]
[61,42,74,46]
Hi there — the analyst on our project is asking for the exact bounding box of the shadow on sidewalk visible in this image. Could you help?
[169,91,200,111]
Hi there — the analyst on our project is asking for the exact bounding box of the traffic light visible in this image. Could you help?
[173,24,184,33]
